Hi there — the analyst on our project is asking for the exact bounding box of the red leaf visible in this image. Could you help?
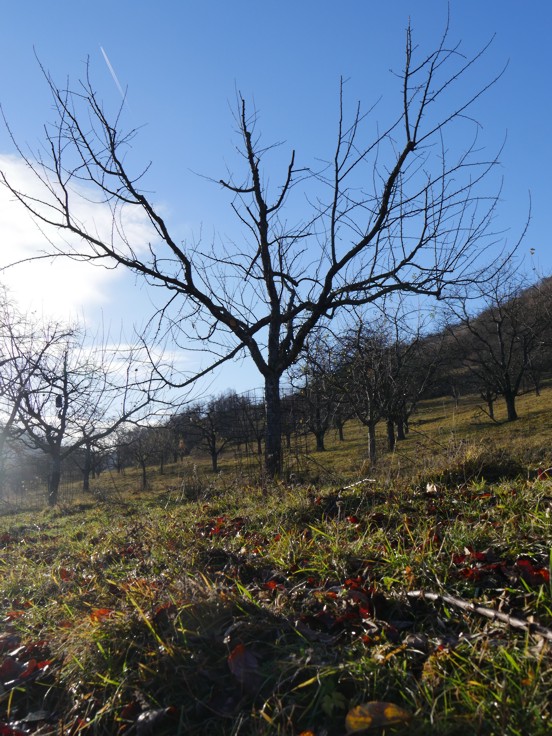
[0,723,27,736]
[19,659,37,679]
[515,559,550,585]
[119,701,141,722]
[228,643,261,691]
[0,658,23,683]
[90,608,114,622]
[344,577,363,590]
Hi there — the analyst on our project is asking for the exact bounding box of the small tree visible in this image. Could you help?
[333,324,390,464]
[177,392,240,472]
[291,337,339,452]
[122,426,162,491]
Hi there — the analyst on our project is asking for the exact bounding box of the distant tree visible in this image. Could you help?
[234,393,266,457]
[176,392,240,472]
[0,295,72,496]
[1,23,514,478]
[378,312,443,450]
[447,274,551,422]
[291,336,339,452]
[8,322,160,504]
[333,323,389,463]
[122,425,162,491]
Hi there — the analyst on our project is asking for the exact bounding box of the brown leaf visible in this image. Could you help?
[345,701,412,733]
[89,608,114,622]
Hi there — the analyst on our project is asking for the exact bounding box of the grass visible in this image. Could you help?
[1,387,552,734]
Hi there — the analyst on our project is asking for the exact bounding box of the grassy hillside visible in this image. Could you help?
[1,387,552,734]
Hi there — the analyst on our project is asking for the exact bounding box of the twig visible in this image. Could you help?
[407,590,552,642]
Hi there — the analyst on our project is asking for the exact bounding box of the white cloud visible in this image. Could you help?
[0,153,156,322]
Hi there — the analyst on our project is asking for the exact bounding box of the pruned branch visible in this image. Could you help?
[407,590,552,643]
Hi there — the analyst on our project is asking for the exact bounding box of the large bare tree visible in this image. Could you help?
[1,24,514,476]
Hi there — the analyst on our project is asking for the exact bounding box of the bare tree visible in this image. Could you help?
[290,336,339,452]
[378,310,443,450]
[447,274,551,422]
[331,323,388,463]
[0,293,73,495]
[1,23,514,477]
[178,393,240,472]
[10,323,160,504]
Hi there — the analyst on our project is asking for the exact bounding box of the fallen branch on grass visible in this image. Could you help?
[407,590,552,643]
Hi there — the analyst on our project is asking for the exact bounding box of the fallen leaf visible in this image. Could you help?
[228,643,262,692]
[345,701,412,733]
[515,559,550,586]
[89,608,114,622]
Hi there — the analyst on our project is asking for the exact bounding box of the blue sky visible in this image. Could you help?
[0,1,550,396]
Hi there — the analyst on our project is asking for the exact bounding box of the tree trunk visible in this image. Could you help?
[368,422,377,465]
[386,419,396,452]
[264,373,282,477]
[48,454,61,506]
[396,418,406,441]
[82,444,91,493]
[504,391,518,422]
[211,452,218,473]
[140,461,148,490]
[314,431,325,452]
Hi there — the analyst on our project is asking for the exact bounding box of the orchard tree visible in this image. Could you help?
[179,392,240,472]
[290,335,340,452]
[447,274,552,422]
[2,23,514,477]
[0,290,72,492]
[10,322,161,504]
[332,322,390,464]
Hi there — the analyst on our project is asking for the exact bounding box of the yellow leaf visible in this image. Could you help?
[345,701,412,733]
